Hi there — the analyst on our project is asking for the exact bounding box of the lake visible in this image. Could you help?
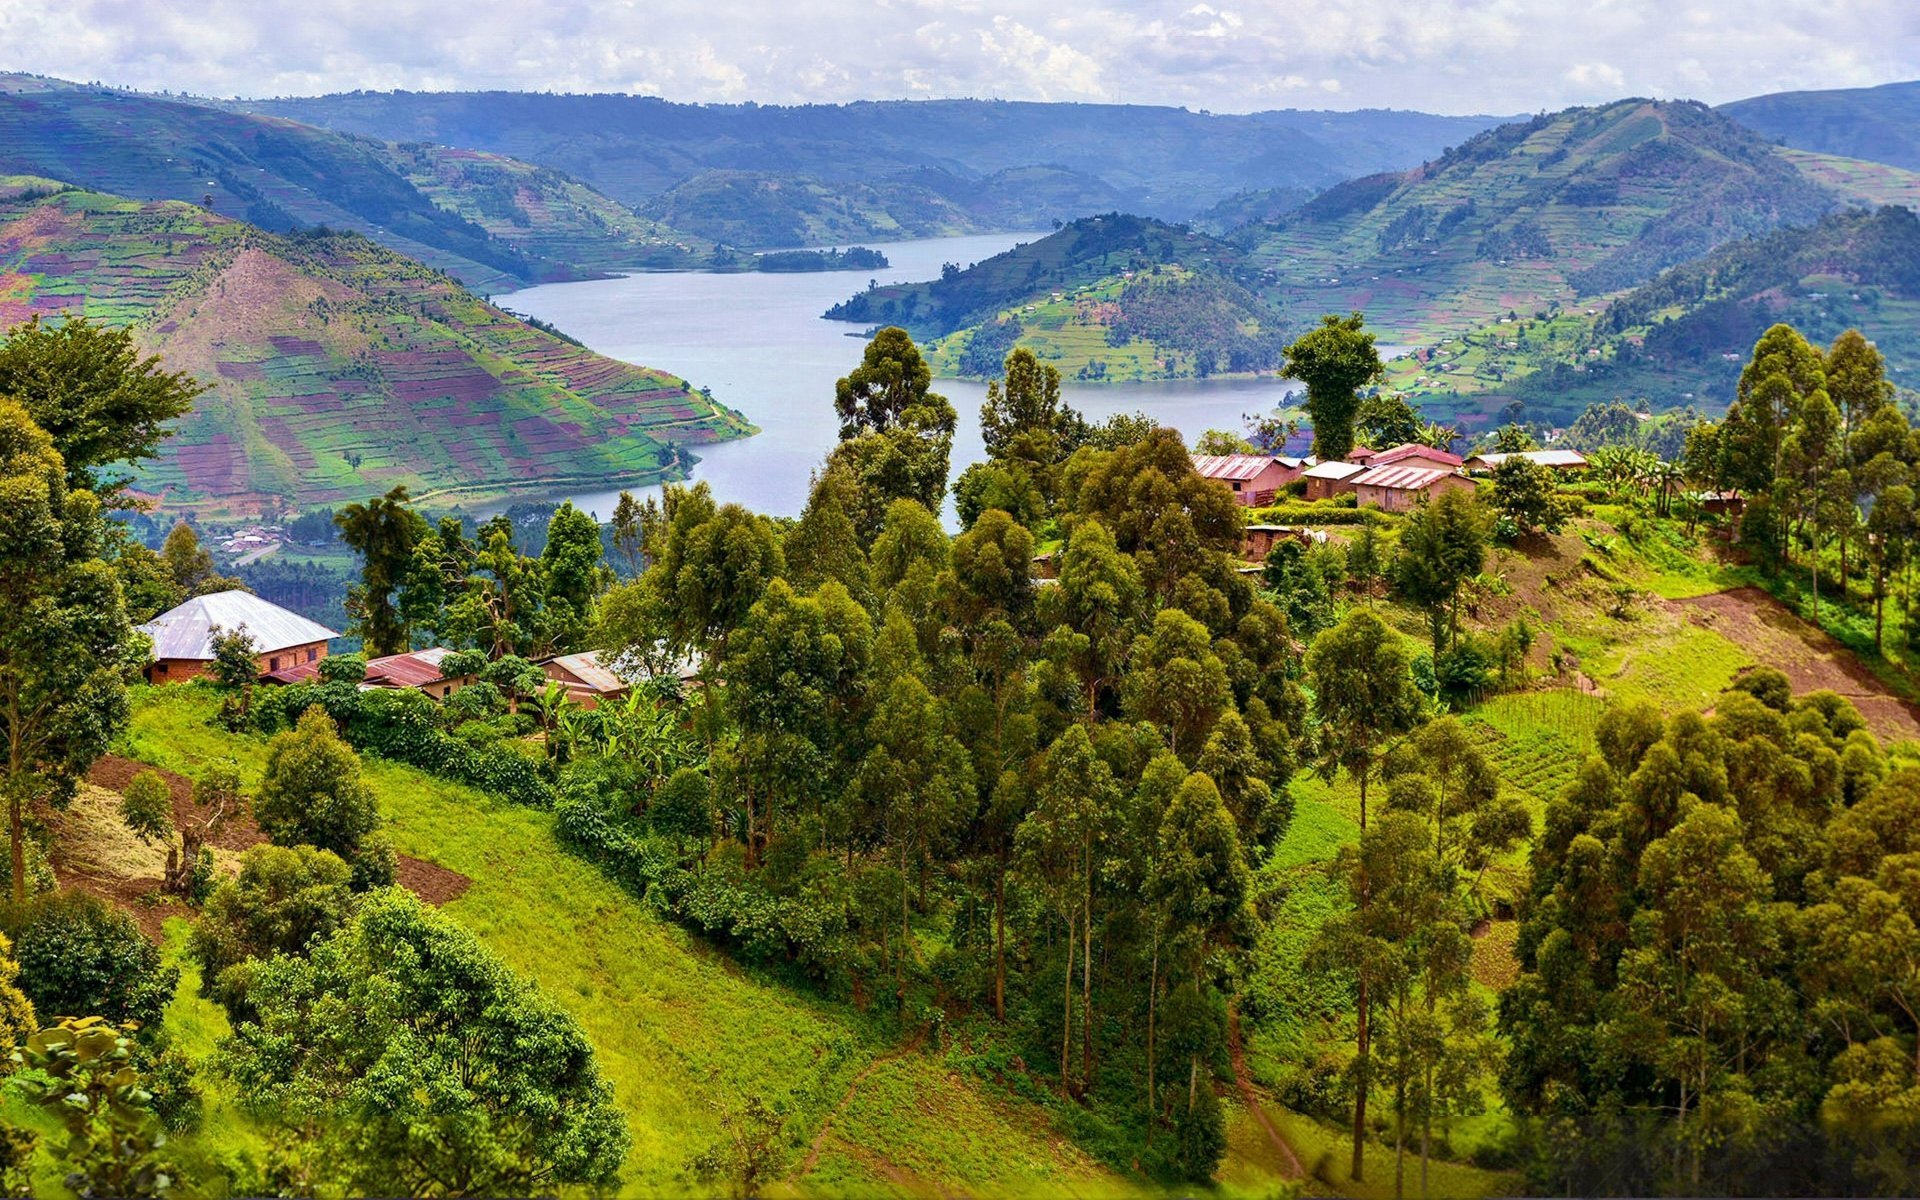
[503,232,1309,521]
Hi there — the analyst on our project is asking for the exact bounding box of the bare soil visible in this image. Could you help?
[64,754,475,939]
[1671,587,1920,743]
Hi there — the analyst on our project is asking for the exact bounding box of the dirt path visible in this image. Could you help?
[1227,1003,1304,1180]
[1671,587,1920,743]
[792,1028,926,1180]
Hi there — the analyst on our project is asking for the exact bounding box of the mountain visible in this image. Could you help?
[1380,204,1920,429]
[827,214,1285,381]
[236,91,1505,240]
[1241,99,1839,341]
[0,177,753,514]
[0,74,727,287]
[1722,80,1920,172]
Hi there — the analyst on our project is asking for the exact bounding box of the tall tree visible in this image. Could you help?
[828,328,958,538]
[1393,489,1489,655]
[335,486,430,656]
[0,315,202,498]
[0,398,135,905]
[539,501,609,653]
[1284,312,1384,462]
[1303,606,1427,1182]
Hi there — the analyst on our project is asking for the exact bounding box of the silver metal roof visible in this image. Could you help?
[138,590,338,660]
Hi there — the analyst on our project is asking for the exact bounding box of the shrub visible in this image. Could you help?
[10,892,177,1028]
[190,843,355,1013]
[318,652,367,684]
[256,706,380,861]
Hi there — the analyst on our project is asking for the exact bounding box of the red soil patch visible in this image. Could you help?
[1671,587,1920,744]
[73,755,474,939]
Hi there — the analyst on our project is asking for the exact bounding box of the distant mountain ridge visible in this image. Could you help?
[234,91,1507,242]
[0,177,752,514]
[1722,80,1920,172]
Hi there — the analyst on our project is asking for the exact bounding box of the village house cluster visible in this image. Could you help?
[134,589,679,707]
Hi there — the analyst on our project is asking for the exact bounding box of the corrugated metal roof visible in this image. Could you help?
[138,590,337,661]
[1190,454,1280,481]
[1373,444,1464,468]
[1302,460,1367,480]
[365,647,459,689]
[1467,449,1588,469]
[542,650,630,694]
[1350,464,1470,491]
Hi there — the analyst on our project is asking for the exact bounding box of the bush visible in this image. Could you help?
[10,892,177,1028]
[254,684,555,809]
[1245,501,1385,527]
[256,706,380,860]
[318,652,367,684]
[191,844,355,1016]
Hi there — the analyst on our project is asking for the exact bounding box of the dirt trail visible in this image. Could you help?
[1227,1004,1305,1180]
[1672,587,1920,743]
[792,1028,926,1180]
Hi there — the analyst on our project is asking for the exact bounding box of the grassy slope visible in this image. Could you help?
[121,688,1280,1198]
[0,180,753,515]
[380,142,719,271]
[1246,100,1834,344]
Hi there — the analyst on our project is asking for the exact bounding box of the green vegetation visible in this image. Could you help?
[833,216,1286,382]
[0,181,753,514]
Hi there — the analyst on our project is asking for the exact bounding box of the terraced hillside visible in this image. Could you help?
[0,178,753,514]
[1722,79,1920,173]
[830,214,1285,381]
[1243,99,1837,341]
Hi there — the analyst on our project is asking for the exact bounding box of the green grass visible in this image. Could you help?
[126,686,1291,1198]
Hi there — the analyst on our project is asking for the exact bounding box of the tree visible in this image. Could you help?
[1393,489,1489,655]
[159,521,214,594]
[828,328,958,538]
[221,889,629,1195]
[690,1093,787,1199]
[207,625,259,689]
[1357,392,1425,451]
[254,707,379,863]
[0,398,136,906]
[335,486,430,656]
[1193,428,1254,455]
[539,501,608,653]
[189,843,354,1013]
[11,892,177,1027]
[785,466,872,603]
[1123,608,1231,758]
[1303,607,1427,1183]
[0,314,202,498]
[13,1017,174,1198]
[1284,312,1383,461]
[1017,724,1119,1092]
[610,490,644,575]
[1491,424,1537,453]
[1488,456,1568,538]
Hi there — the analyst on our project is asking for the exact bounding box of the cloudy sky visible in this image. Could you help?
[2,0,1915,113]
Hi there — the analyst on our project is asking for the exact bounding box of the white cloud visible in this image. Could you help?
[0,0,1914,113]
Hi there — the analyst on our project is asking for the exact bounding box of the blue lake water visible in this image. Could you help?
[503,232,1310,520]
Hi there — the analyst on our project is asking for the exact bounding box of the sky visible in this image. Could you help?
[1,0,1916,114]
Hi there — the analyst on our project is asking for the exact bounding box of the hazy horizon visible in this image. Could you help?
[1,0,1914,117]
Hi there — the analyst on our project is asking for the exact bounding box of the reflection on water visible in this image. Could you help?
[502,232,1307,521]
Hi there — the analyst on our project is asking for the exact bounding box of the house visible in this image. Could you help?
[1349,464,1477,513]
[1301,460,1366,501]
[139,590,336,684]
[362,647,477,700]
[540,650,631,709]
[1347,445,1380,466]
[1698,490,1746,517]
[1463,448,1589,473]
[1190,454,1299,506]
[1371,443,1465,471]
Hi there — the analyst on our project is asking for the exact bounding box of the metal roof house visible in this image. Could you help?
[538,648,701,709]
[1301,459,1367,501]
[1349,464,1477,512]
[1463,448,1589,473]
[139,590,336,685]
[1190,454,1301,506]
[362,647,477,700]
[1371,443,1465,470]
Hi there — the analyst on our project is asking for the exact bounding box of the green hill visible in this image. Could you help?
[0,73,726,286]
[1243,99,1837,340]
[827,214,1285,381]
[240,91,1504,234]
[1722,79,1920,172]
[1383,205,1920,427]
[0,178,753,514]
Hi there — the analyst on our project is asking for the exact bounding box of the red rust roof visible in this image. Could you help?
[1350,464,1472,491]
[365,647,457,689]
[1373,444,1464,468]
[1190,453,1282,481]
